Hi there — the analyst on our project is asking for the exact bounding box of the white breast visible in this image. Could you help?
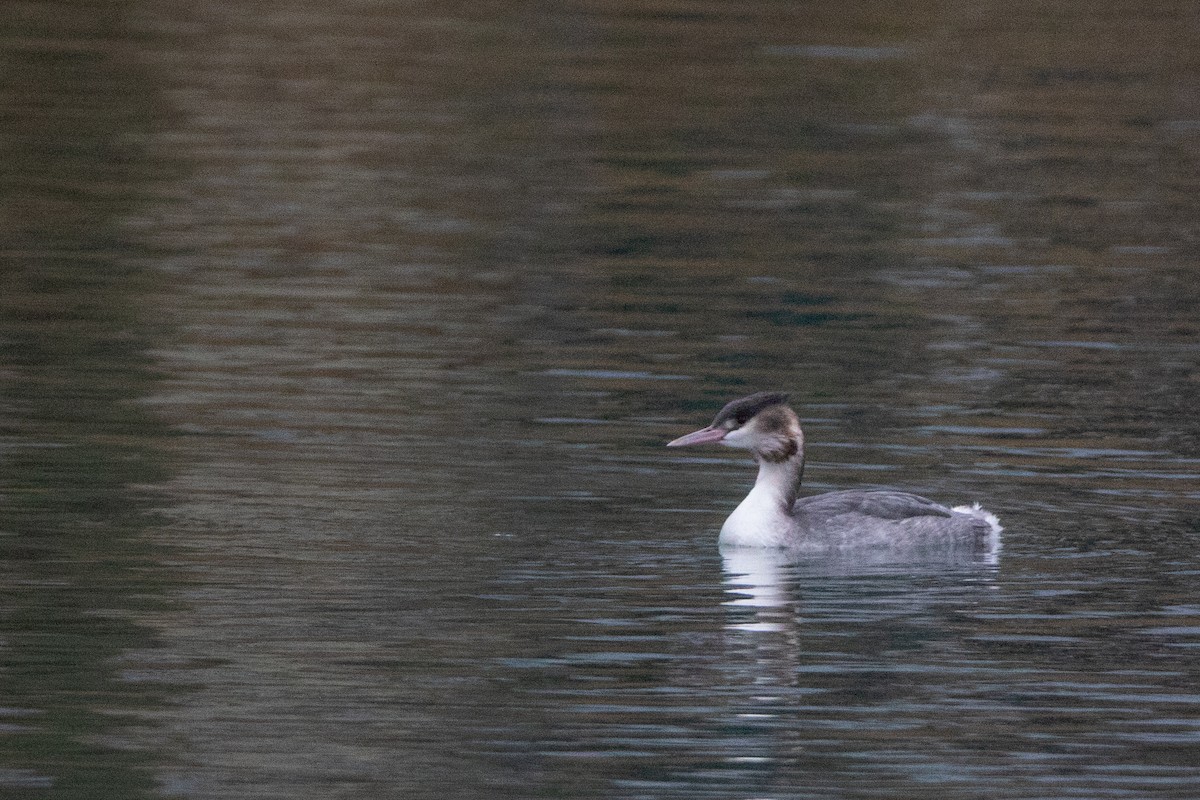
[719,484,794,547]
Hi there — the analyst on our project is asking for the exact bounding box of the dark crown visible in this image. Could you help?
[711,391,791,427]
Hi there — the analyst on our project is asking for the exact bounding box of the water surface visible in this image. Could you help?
[2,1,1199,798]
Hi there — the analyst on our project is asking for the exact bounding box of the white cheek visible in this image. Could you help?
[721,427,754,449]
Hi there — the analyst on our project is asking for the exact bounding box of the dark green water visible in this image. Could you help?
[1,4,179,797]
[2,1,1198,798]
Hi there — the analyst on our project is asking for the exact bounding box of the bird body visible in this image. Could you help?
[667,392,1002,550]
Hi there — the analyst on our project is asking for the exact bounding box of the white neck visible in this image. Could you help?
[718,452,804,547]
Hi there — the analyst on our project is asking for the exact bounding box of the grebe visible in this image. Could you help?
[667,392,1002,550]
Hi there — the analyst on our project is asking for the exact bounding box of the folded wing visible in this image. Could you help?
[794,490,953,521]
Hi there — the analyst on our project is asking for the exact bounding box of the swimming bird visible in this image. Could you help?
[667,392,1002,550]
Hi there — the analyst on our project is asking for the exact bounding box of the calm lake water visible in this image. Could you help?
[3,1,1199,798]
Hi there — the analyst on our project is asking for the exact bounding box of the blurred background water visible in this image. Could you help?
[2,1,1199,798]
